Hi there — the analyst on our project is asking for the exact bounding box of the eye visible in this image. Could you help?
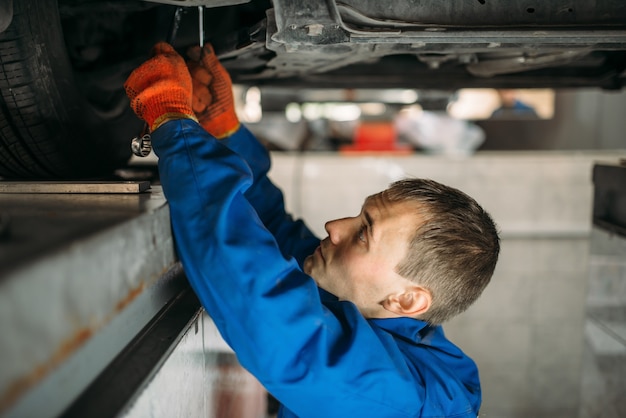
[358,224,367,243]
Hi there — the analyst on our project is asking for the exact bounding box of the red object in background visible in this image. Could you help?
[340,121,413,155]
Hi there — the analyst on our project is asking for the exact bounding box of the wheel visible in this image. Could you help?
[0,0,151,179]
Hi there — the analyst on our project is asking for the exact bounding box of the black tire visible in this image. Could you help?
[0,0,143,179]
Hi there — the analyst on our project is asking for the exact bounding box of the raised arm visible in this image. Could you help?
[187,44,319,266]
[223,127,319,266]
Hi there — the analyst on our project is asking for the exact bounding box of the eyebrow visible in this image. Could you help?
[363,208,375,239]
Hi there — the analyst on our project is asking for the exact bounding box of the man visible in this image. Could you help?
[125,42,500,417]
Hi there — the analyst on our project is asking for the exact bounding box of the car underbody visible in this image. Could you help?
[0,0,625,178]
[63,0,626,90]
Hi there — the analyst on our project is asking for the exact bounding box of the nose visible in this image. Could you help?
[324,217,351,245]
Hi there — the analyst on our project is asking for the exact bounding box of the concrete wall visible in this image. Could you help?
[269,151,616,238]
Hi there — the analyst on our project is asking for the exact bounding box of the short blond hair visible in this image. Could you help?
[384,178,500,324]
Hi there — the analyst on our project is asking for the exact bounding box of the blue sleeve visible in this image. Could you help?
[221,126,319,267]
[151,120,430,417]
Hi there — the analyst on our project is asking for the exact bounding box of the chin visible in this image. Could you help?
[303,256,313,275]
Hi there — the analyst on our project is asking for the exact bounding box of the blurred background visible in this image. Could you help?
[2,86,625,418]
[253,86,625,418]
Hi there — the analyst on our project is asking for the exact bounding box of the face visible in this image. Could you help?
[303,193,423,318]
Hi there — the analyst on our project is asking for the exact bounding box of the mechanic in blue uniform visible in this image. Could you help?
[124,42,500,418]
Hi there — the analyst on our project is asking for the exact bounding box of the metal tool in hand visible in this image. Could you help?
[131,7,184,157]
[198,6,204,48]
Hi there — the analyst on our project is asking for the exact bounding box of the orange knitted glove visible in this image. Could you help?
[124,42,197,132]
[187,44,240,139]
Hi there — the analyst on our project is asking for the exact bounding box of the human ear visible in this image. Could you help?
[383,286,432,317]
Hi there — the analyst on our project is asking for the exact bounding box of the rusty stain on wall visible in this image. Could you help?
[0,280,148,413]
[116,281,146,312]
[0,327,93,413]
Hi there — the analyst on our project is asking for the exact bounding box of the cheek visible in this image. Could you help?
[335,251,374,289]
[333,247,361,276]
[345,254,392,295]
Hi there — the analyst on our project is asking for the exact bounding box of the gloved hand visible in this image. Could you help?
[187,44,240,139]
[124,42,197,132]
